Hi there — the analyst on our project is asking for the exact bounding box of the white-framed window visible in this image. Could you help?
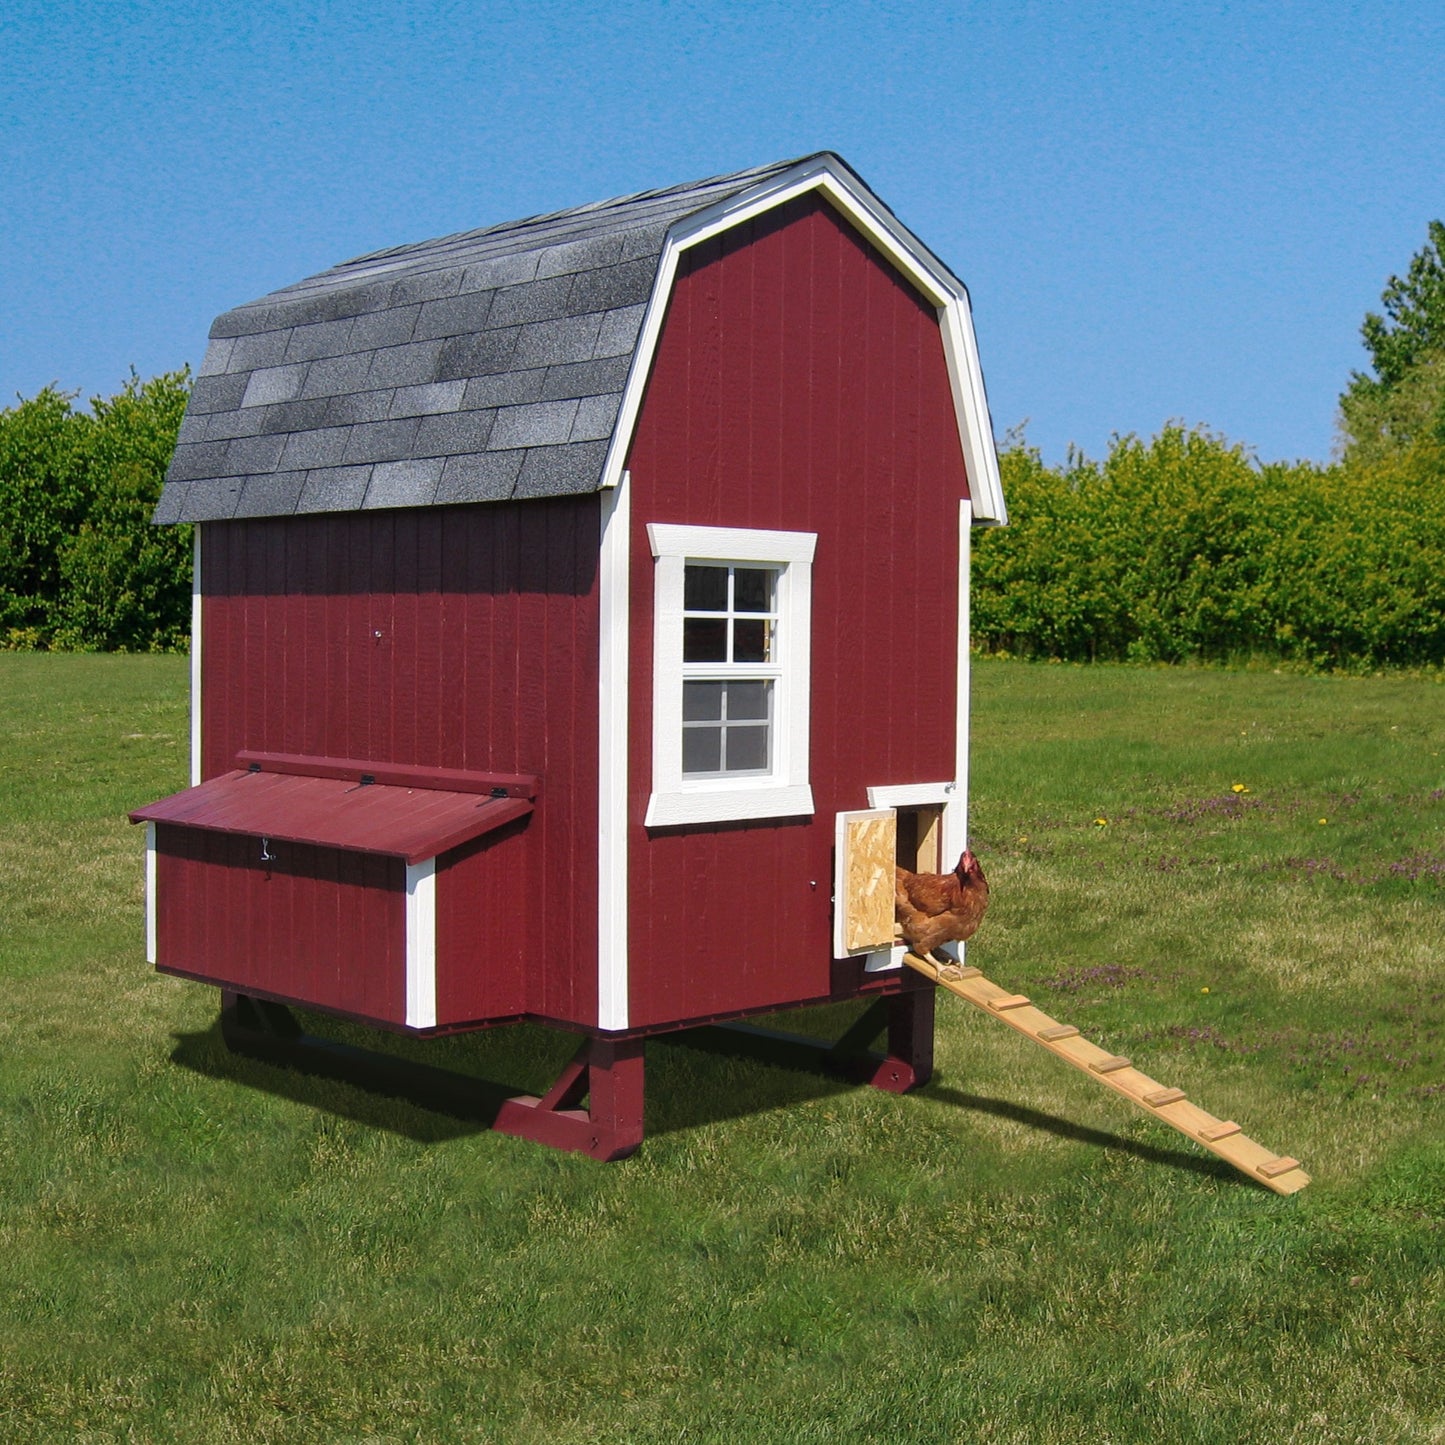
[645,523,815,826]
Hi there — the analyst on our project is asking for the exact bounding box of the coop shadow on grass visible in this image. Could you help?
[166,999,870,1146]
[651,1034,1246,1185]
[168,1001,1243,1182]
[168,1019,505,1141]
[926,1084,1245,1186]
[167,995,612,1143]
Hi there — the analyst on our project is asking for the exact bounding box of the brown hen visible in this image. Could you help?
[895,848,990,960]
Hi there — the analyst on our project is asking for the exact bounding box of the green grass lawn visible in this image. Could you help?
[1,654,1441,1443]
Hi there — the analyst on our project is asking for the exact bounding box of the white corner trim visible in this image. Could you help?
[405,859,437,1030]
[144,822,157,965]
[596,472,631,1031]
[939,294,1009,526]
[599,156,1007,527]
[950,497,973,865]
[643,524,815,828]
[190,524,202,786]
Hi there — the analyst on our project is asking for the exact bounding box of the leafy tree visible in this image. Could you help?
[53,371,192,651]
[0,386,93,640]
[1359,220,1445,387]
[0,370,191,650]
[1340,220,1445,463]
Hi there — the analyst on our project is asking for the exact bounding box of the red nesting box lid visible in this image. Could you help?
[130,752,538,865]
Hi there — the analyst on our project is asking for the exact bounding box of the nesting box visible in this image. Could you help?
[132,152,1008,1157]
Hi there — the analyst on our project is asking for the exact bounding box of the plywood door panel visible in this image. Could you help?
[834,808,898,955]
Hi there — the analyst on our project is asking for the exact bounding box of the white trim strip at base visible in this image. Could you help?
[404,859,437,1030]
[864,944,907,974]
[867,939,962,975]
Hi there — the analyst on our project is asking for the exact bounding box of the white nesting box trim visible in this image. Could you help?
[144,822,157,965]
[404,859,437,1030]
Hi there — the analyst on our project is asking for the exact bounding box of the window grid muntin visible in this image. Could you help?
[681,678,775,777]
[681,564,777,666]
[681,563,781,778]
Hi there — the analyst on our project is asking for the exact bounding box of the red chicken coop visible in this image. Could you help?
[131,152,1009,1159]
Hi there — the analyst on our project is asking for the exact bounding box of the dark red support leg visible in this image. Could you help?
[864,985,934,1093]
[492,1036,646,1161]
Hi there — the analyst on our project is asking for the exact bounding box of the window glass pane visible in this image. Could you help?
[683,617,728,662]
[683,681,725,721]
[682,725,722,775]
[724,723,769,773]
[732,618,770,663]
[684,564,729,612]
[727,680,771,721]
[733,568,774,613]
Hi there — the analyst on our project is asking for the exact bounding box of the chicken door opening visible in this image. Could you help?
[894,805,943,875]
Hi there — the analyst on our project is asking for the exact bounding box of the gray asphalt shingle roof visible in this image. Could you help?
[156,157,817,523]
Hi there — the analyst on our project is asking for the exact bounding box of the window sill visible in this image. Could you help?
[643,782,814,828]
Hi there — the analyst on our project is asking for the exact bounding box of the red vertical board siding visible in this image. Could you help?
[196,497,601,1029]
[154,823,407,1023]
[624,194,969,1030]
[433,819,532,1024]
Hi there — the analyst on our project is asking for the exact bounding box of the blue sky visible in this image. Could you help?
[2,0,1441,465]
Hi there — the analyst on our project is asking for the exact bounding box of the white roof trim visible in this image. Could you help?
[599,155,1007,526]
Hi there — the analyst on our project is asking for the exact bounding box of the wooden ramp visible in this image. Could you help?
[905,953,1309,1196]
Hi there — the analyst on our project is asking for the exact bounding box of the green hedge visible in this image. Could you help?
[4,372,1444,670]
[972,425,1445,670]
[0,371,190,652]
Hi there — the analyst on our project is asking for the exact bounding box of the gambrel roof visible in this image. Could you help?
[157,153,1006,525]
